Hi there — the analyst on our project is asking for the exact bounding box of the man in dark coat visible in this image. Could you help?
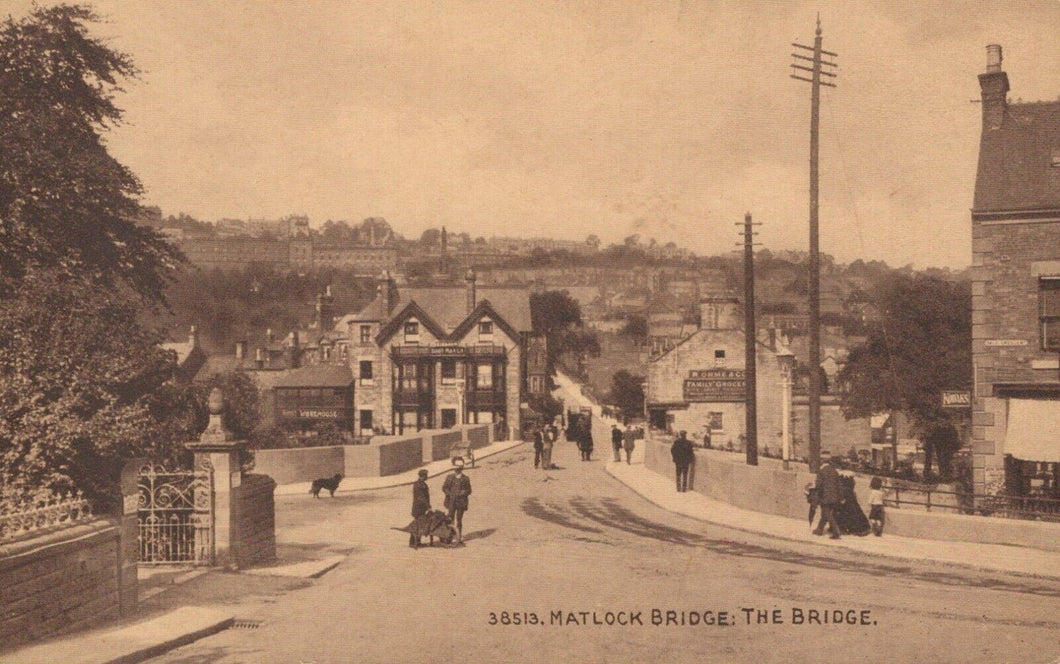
[442,465,472,544]
[410,469,431,548]
[578,424,594,461]
[533,427,544,469]
[611,424,623,462]
[812,451,843,539]
[671,430,695,492]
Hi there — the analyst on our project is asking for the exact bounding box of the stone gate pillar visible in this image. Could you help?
[118,457,144,615]
[185,387,247,568]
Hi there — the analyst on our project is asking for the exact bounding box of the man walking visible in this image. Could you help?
[622,424,636,464]
[533,426,544,469]
[812,451,842,539]
[611,423,623,462]
[541,423,555,470]
[442,464,472,544]
[410,469,430,549]
[671,430,695,492]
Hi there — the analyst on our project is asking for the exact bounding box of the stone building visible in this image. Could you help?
[971,45,1060,498]
[343,271,533,437]
[646,298,869,459]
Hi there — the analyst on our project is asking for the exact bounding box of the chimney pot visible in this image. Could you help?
[986,44,1002,73]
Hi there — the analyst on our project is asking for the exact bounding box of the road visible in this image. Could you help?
[148,420,1060,664]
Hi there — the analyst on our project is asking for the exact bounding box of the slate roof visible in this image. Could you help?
[974,100,1060,214]
[273,364,355,389]
[348,286,532,334]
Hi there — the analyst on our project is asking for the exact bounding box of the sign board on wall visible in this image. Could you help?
[941,390,971,409]
[684,368,745,402]
[984,339,1028,347]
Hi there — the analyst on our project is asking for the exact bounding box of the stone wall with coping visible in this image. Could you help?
[253,424,496,483]
[644,438,1060,551]
[0,519,124,651]
[230,474,277,568]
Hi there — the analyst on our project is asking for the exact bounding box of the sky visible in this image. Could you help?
[6,0,1060,268]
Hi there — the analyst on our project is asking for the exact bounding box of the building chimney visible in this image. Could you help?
[979,44,1009,131]
[316,286,335,330]
[285,331,300,369]
[235,340,247,360]
[189,325,198,347]
[699,297,742,331]
[378,270,395,317]
[255,347,264,370]
[266,328,275,344]
[466,268,477,314]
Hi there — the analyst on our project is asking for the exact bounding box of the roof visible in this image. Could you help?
[273,364,355,389]
[161,341,196,366]
[394,287,532,334]
[974,100,1060,214]
[348,285,532,334]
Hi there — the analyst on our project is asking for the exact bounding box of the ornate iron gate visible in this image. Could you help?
[137,461,214,565]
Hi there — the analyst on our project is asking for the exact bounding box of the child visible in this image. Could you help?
[868,476,885,536]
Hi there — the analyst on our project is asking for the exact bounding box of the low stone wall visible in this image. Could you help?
[0,519,125,651]
[644,438,1060,551]
[231,474,277,568]
[257,425,496,483]
[378,436,425,476]
[429,430,463,462]
[253,445,345,485]
[467,425,491,449]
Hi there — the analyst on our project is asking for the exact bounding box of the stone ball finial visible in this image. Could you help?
[207,387,225,416]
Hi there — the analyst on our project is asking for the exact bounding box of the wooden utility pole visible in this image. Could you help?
[791,16,837,473]
[740,213,760,466]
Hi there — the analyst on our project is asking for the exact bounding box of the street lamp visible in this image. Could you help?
[776,347,796,470]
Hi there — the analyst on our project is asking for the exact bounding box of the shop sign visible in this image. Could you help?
[984,339,1028,347]
[684,368,745,402]
[282,409,340,419]
[941,390,971,409]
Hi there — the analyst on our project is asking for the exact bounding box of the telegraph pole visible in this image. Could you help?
[740,213,761,466]
[791,16,837,473]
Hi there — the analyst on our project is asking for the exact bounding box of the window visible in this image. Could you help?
[477,363,493,389]
[1042,279,1060,350]
[360,325,372,344]
[479,320,494,337]
[441,408,457,429]
[441,359,457,382]
[714,349,726,367]
[708,412,723,431]
[405,321,419,336]
[360,409,373,432]
[359,360,373,383]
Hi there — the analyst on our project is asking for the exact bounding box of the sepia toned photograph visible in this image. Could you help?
[2,1,1060,662]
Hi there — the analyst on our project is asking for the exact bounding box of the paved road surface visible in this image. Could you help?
[149,431,1060,664]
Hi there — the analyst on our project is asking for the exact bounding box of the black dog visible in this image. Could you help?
[309,473,343,498]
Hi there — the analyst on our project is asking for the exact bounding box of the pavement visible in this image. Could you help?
[550,370,1060,582]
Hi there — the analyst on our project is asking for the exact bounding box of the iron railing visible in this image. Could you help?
[0,491,93,543]
[886,484,1060,521]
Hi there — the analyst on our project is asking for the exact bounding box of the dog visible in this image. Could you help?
[309,473,343,498]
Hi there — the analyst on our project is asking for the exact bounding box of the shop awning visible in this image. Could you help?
[1005,398,1060,462]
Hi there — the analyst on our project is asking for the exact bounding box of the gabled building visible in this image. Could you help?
[343,271,533,437]
[971,45,1060,499]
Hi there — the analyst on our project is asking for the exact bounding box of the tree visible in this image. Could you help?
[610,370,645,421]
[0,272,177,508]
[620,315,648,346]
[529,290,600,374]
[420,228,441,247]
[838,273,971,477]
[0,5,182,302]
